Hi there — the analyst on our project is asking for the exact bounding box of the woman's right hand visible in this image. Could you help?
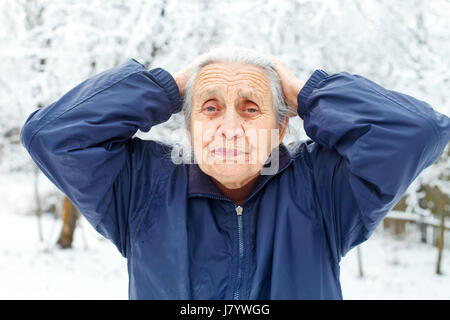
[171,67,192,98]
[171,54,208,98]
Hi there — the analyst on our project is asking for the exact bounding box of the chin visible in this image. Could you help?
[211,163,250,176]
[201,163,253,183]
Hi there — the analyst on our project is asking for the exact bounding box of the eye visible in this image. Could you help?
[245,108,258,114]
[242,100,259,115]
[204,105,217,113]
[201,100,220,114]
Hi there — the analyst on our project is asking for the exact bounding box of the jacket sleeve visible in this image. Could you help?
[297,70,450,259]
[20,59,182,257]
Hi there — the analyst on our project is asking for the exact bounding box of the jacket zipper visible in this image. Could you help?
[188,158,293,300]
[189,194,246,300]
[233,205,244,300]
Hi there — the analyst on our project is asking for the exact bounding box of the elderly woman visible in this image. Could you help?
[21,47,449,300]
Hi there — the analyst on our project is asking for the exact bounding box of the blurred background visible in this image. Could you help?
[0,0,449,299]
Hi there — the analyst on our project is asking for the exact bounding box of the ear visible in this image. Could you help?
[183,109,190,132]
[278,117,289,142]
[185,122,191,143]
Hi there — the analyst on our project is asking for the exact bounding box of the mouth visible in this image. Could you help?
[212,147,246,157]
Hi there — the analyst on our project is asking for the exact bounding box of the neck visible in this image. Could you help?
[212,172,260,189]
[210,173,260,206]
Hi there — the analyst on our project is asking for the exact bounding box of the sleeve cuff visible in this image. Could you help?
[149,67,183,113]
[297,69,329,119]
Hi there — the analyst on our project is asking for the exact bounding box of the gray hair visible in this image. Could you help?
[170,46,303,164]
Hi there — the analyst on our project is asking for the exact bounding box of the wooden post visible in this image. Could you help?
[56,197,79,249]
[436,212,445,275]
[432,186,446,275]
[33,165,43,242]
[357,246,364,278]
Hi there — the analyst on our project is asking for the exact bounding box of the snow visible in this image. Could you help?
[387,210,450,229]
[340,231,450,299]
[0,214,128,300]
[0,172,128,300]
[0,0,449,299]
[1,172,449,300]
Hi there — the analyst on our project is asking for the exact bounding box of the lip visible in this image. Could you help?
[212,147,246,157]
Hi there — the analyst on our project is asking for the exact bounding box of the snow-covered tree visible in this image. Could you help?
[1,0,448,220]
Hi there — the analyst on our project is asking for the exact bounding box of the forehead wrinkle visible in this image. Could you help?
[197,64,271,86]
[195,75,270,97]
[200,62,267,76]
[197,72,271,89]
[194,64,273,106]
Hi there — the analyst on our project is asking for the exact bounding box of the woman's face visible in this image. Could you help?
[189,62,287,189]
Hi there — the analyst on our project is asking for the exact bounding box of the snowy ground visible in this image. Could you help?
[340,231,450,299]
[1,172,449,300]
[0,172,128,300]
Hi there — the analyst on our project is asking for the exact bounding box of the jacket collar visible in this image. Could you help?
[187,143,293,200]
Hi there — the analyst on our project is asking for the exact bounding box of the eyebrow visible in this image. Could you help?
[237,88,263,102]
[198,88,222,101]
[198,87,263,103]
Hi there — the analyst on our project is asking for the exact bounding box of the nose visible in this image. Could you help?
[216,109,244,140]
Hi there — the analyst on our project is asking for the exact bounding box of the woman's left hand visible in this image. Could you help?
[269,56,304,117]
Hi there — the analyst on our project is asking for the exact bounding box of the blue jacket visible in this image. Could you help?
[21,59,449,299]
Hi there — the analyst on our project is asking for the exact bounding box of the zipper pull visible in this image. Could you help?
[235,205,243,216]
